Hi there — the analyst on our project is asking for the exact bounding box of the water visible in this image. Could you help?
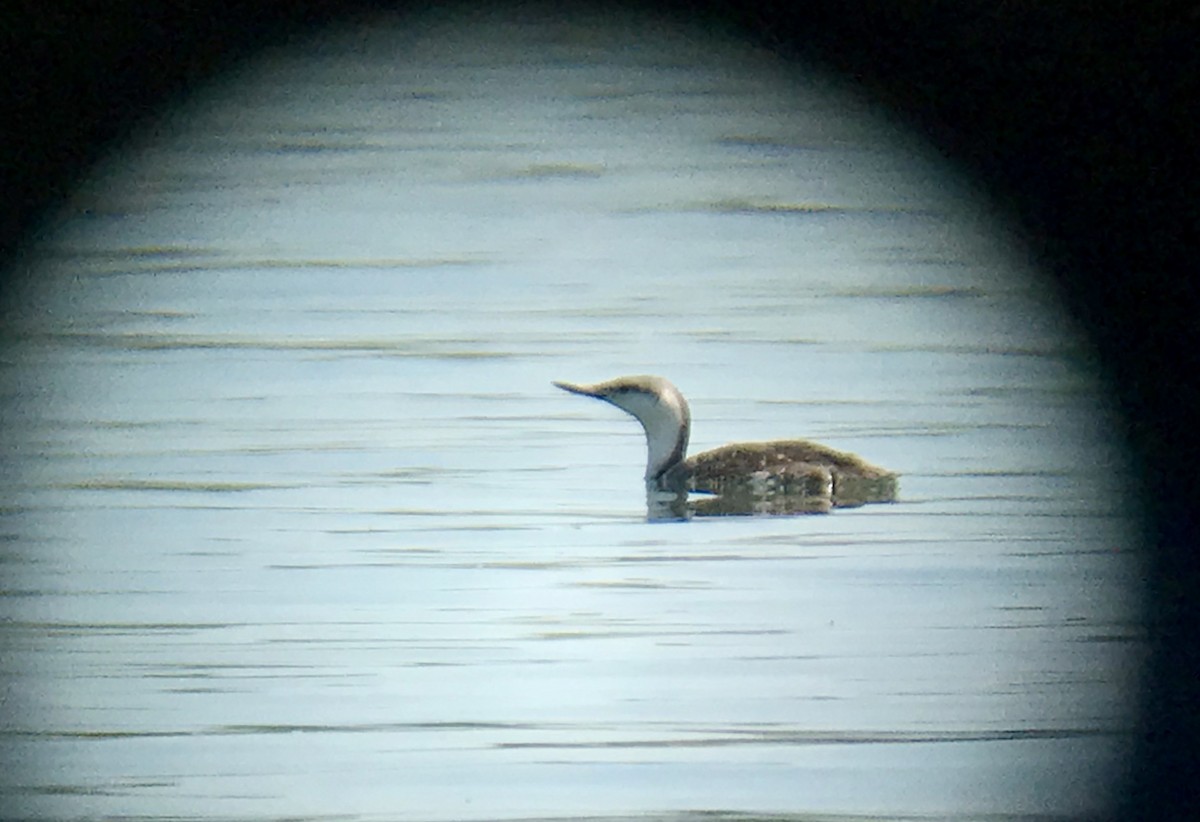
[0,7,1144,820]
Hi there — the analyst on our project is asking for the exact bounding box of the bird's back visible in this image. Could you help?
[675,439,898,507]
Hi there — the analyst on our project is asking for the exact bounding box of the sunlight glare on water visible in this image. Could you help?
[0,5,1143,821]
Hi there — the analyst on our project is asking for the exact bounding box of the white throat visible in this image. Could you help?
[554,375,692,486]
[605,384,690,481]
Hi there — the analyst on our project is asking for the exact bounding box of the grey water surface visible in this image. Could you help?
[0,8,1144,821]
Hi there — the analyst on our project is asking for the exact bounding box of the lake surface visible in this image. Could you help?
[0,7,1145,820]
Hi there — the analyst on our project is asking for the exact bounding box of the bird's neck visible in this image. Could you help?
[619,388,689,484]
[644,412,689,483]
[600,382,692,487]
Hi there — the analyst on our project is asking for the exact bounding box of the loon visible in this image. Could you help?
[554,375,897,512]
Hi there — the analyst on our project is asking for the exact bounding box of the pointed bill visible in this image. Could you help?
[552,380,603,398]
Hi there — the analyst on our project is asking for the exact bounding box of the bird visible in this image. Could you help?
[553,375,897,513]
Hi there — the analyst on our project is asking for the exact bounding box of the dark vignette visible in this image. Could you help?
[1,1,1197,819]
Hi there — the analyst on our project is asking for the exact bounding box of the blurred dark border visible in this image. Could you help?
[2,1,1197,818]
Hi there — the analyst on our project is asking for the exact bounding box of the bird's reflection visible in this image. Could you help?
[646,471,898,520]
